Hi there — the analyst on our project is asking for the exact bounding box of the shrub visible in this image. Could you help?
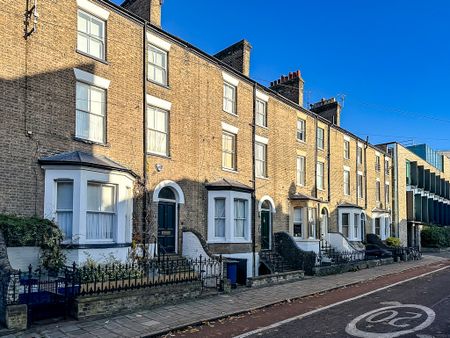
[421,226,450,248]
[0,214,66,271]
[386,237,401,247]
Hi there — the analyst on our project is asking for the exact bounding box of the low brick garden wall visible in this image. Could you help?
[313,257,394,276]
[246,270,305,288]
[71,280,205,320]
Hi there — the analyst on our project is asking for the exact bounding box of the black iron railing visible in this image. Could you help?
[67,254,223,296]
[317,250,366,267]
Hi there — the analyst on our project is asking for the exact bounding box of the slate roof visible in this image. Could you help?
[289,193,322,202]
[205,178,253,192]
[38,151,138,177]
[337,202,363,209]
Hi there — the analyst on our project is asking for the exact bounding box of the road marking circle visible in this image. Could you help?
[345,304,435,338]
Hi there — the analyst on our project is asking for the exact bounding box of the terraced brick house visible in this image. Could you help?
[0,0,394,280]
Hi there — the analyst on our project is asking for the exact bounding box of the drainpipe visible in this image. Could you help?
[392,144,399,238]
[314,119,318,198]
[251,83,257,277]
[364,137,369,210]
[356,142,359,206]
[327,124,331,203]
[142,23,148,256]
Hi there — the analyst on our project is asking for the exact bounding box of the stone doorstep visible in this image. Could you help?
[142,258,439,337]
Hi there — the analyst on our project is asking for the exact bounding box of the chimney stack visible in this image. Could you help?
[214,40,252,77]
[122,0,163,27]
[269,70,304,107]
[310,98,342,126]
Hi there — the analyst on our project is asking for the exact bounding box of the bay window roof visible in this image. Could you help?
[39,151,137,177]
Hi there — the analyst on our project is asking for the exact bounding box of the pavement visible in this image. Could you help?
[3,254,449,338]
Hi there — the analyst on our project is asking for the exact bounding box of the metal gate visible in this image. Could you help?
[1,265,75,324]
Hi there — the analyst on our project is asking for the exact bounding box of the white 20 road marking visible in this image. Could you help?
[345,304,435,338]
[234,265,448,338]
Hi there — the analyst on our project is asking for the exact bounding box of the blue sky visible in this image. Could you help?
[114,0,450,150]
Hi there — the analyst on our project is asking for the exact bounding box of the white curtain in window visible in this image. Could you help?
[256,100,266,127]
[234,199,246,238]
[214,198,226,238]
[354,214,360,239]
[255,142,266,177]
[86,183,115,240]
[76,82,105,143]
[56,182,73,240]
[308,208,316,239]
[147,106,168,155]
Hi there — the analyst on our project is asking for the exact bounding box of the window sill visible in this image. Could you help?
[74,137,109,147]
[147,79,171,89]
[256,176,269,181]
[256,124,269,130]
[146,152,171,160]
[223,110,238,117]
[76,49,109,65]
[296,139,306,144]
[222,168,239,174]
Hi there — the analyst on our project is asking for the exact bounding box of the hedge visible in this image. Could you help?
[0,214,66,270]
[421,226,450,248]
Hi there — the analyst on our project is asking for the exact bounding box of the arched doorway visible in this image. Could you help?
[320,208,329,239]
[260,200,272,250]
[157,187,177,254]
[259,196,275,250]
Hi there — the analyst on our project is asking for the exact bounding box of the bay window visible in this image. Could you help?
[207,190,251,243]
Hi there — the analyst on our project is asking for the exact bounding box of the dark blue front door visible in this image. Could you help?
[158,202,176,254]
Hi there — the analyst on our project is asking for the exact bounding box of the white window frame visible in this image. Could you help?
[317,127,325,150]
[376,180,381,202]
[375,155,381,172]
[344,140,350,159]
[77,9,106,60]
[296,156,306,186]
[255,141,268,178]
[297,118,306,142]
[86,182,116,241]
[148,44,168,86]
[317,161,324,190]
[357,146,363,165]
[55,180,74,241]
[344,169,350,196]
[75,81,106,144]
[255,98,267,128]
[357,173,364,198]
[147,105,169,156]
[222,131,237,171]
[385,182,390,204]
[213,197,226,240]
[307,207,317,239]
[207,190,252,243]
[223,82,237,115]
[341,213,350,238]
[293,207,303,238]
